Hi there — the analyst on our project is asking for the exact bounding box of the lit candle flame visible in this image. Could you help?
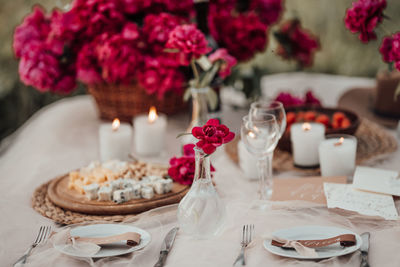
[334,137,344,146]
[302,122,311,131]
[148,106,158,123]
[112,118,120,131]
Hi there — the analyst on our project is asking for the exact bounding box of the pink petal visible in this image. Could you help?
[206,118,220,126]
[202,144,216,154]
[192,127,204,138]
[223,132,235,143]
[183,144,195,156]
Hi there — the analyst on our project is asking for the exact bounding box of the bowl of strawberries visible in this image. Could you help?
[279,106,360,152]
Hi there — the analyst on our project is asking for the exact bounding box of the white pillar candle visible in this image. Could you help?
[319,134,357,177]
[290,122,325,167]
[238,140,259,180]
[133,106,167,156]
[99,118,132,162]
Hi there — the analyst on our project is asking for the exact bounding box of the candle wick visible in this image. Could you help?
[334,141,342,146]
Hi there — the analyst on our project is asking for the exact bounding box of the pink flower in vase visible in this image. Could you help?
[216,12,268,61]
[275,19,320,68]
[250,0,284,26]
[192,119,235,155]
[208,48,237,78]
[344,0,387,43]
[380,33,400,70]
[165,24,211,65]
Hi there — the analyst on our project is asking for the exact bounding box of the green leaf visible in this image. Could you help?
[183,88,192,102]
[199,61,221,88]
[206,88,218,111]
[196,56,212,71]
[176,132,192,139]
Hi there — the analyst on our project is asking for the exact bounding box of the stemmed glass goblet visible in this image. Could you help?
[249,101,286,178]
[241,114,280,200]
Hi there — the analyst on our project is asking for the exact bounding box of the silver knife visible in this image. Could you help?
[360,232,370,267]
[153,227,179,267]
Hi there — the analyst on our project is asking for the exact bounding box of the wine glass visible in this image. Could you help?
[249,101,286,178]
[241,115,280,200]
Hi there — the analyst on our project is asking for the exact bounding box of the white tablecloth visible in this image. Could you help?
[1,73,399,267]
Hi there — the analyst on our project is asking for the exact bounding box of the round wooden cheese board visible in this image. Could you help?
[47,174,189,215]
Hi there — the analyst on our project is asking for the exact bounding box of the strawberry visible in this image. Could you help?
[286,112,297,125]
[315,114,330,128]
[332,112,345,125]
[304,111,317,121]
[341,118,351,128]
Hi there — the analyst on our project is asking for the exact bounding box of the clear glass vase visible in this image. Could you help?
[182,87,210,145]
[187,87,210,131]
[177,148,226,238]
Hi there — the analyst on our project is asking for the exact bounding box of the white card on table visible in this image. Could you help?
[352,166,400,196]
[324,183,399,220]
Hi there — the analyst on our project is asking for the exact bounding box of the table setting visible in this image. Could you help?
[2,0,400,266]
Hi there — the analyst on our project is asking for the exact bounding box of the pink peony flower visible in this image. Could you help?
[76,42,103,85]
[123,0,194,15]
[274,92,303,108]
[168,156,196,185]
[344,0,387,43]
[51,0,126,43]
[304,90,322,106]
[192,119,235,154]
[168,144,216,185]
[210,11,268,61]
[380,36,394,62]
[275,19,320,68]
[122,0,193,16]
[166,24,211,65]
[138,56,185,99]
[208,48,237,78]
[13,6,51,58]
[183,143,196,157]
[379,32,400,71]
[250,0,284,26]
[143,13,183,47]
[274,90,322,107]
[18,42,76,93]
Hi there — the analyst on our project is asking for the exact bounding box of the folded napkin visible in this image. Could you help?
[271,234,356,257]
[53,228,141,257]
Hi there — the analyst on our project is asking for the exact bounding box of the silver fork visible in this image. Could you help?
[233,224,254,266]
[14,226,52,265]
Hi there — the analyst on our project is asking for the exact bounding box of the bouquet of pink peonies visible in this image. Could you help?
[13,0,286,96]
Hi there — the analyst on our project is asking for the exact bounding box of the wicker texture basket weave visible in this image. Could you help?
[88,83,188,122]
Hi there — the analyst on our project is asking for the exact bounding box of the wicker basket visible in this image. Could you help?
[88,83,188,122]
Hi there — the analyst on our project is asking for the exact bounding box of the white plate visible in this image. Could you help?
[54,224,151,258]
[263,225,362,260]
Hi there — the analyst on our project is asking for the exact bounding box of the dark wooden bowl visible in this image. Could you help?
[278,106,360,152]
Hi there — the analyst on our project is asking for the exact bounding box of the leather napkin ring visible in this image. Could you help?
[72,232,141,246]
[271,234,356,248]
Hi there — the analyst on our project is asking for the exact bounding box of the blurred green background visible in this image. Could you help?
[1,0,399,141]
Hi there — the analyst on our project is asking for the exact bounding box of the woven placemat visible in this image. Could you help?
[32,181,137,225]
[225,118,398,175]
